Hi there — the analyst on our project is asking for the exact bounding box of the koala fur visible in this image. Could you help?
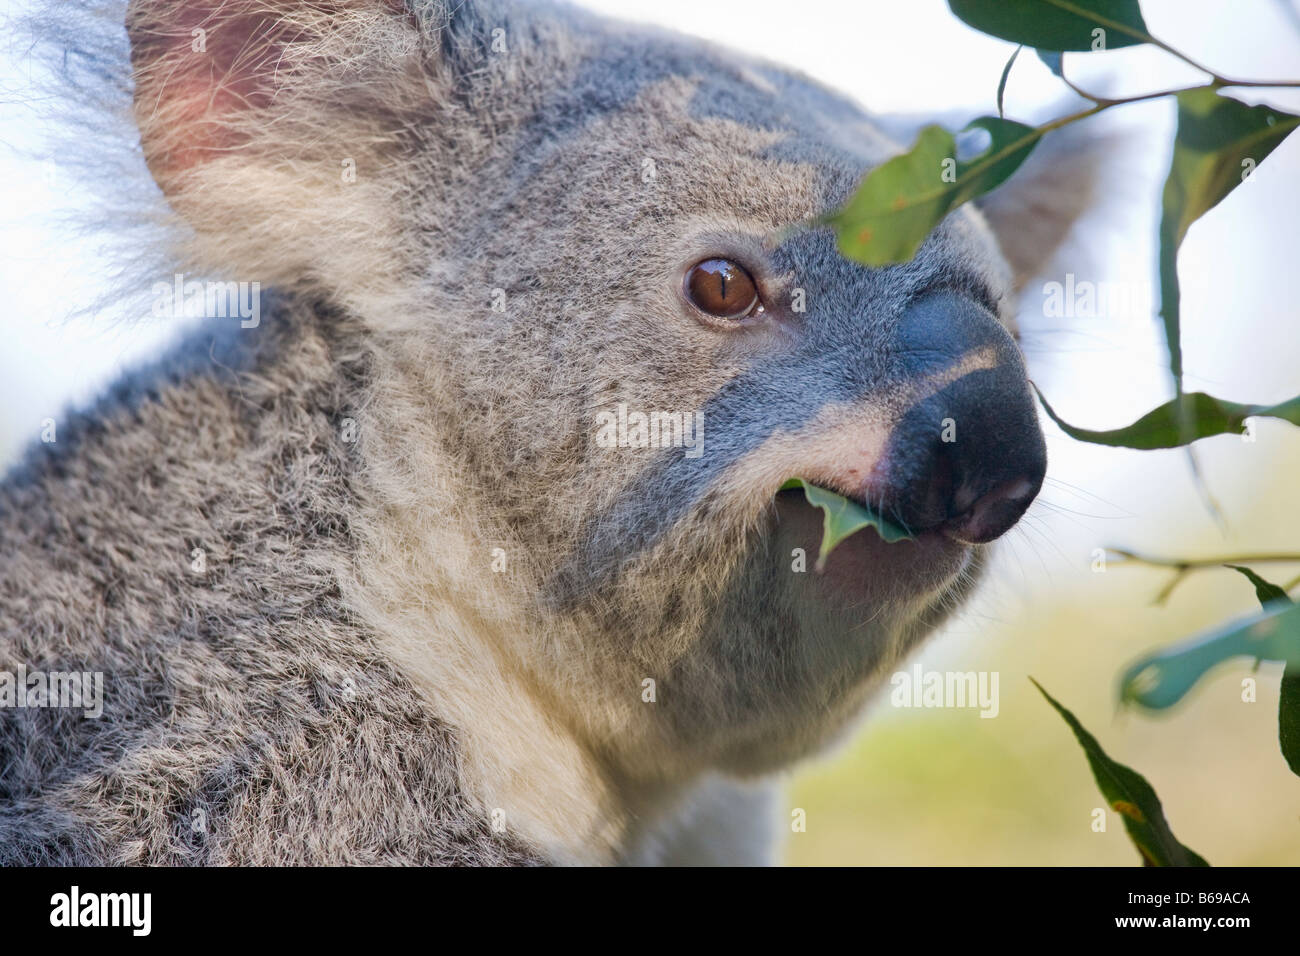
[1,0,1098,864]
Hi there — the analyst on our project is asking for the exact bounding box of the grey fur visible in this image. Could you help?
[0,304,539,864]
[1,0,1097,864]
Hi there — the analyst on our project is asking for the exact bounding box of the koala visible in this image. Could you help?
[0,0,1099,864]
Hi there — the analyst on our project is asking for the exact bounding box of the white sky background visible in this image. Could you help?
[1,0,1298,616]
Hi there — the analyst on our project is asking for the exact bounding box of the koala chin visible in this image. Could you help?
[1,0,1100,865]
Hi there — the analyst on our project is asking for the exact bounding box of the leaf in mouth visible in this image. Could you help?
[779,478,912,571]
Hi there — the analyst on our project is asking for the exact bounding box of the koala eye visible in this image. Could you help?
[685,258,761,320]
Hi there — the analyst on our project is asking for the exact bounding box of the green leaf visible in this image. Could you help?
[779,478,911,570]
[1281,667,1300,777]
[1158,89,1300,392]
[1222,567,1300,778]
[1120,601,1300,710]
[949,0,1150,51]
[1034,384,1300,449]
[826,117,1042,266]
[996,46,1022,118]
[1032,679,1209,867]
[1225,565,1291,607]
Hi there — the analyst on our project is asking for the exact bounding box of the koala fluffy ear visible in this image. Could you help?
[975,121,1116,295]
[126,0,431,187]
[124,0,466,292]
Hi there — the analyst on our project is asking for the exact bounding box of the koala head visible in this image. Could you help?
[121,0,1095,844]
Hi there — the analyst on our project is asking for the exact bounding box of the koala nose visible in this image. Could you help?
[862,291,1046,545]
[944,474,1041,545]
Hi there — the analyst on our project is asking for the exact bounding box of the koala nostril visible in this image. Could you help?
[949,481,981,518]
[943,476,1040,545]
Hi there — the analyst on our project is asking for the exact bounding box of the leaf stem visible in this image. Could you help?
[1147,33,1300,90]
[1107,550,1300,605]
[1144,34,1224,82]
[1049,0,1300,90]
[1215,78,1300,89]
[1055,59,1101,104]
[1017,77,1300,160]
[1108,549,1300,570]
[1031,82,1236,137]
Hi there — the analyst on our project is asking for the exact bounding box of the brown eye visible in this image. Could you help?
[685,258,760,320]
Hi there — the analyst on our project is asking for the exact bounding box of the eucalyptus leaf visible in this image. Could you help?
[1120,601,1300,710]
[1225,565,1290,606]
[1158,89,1300,392]
[1034,384,1300,449]
[1032,679,1209,867]
[780,478,911,571]
[948,0,1150,51]
[826,117,1041,266]
[1281,668,1300,777]
[997,46,1022,118]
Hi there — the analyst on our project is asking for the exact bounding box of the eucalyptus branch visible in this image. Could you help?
[1105,549,1300,606]
[1149,29,1300,89]
[1050,0,1300,90]
[1107,549,1300,570]
[1144,34,1227,83]
[1106,549,1300,604]
[1214,77,1300,90]
[1017,82,1210,147]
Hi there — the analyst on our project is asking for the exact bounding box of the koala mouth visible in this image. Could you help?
[774,479,971,600]
[779,478,911,570]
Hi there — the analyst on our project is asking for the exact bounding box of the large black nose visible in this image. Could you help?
[868,291,1046,544]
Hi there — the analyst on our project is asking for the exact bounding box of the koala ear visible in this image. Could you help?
[124,0,466,293]
[126,0,432,187]
[975,122,1116,295]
